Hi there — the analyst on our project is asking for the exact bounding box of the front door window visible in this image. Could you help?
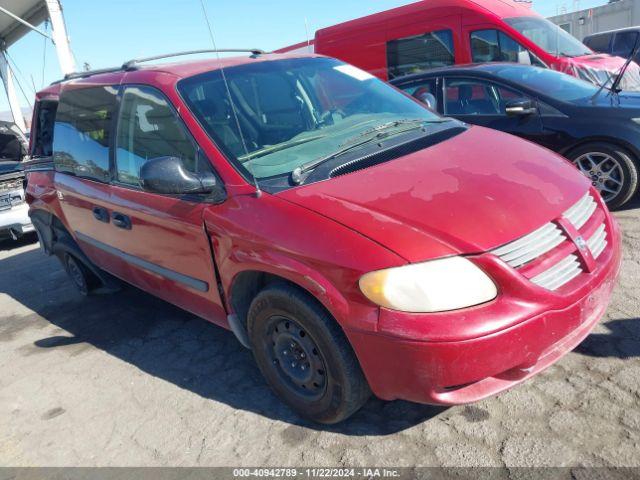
[471,29,545,67]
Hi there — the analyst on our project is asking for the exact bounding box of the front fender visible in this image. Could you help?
[203,193,405,334]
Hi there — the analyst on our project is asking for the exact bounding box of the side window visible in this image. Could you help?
[612,32,638,58]
[387,30,455,79]
[115,86,201,186]
[53,86,118,182]
[585,33,612,53]
[471,30,545,67]
[399,79,439,109]
[444,78,530,116]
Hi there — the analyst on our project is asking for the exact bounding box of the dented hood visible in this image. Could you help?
[278,127,590,263]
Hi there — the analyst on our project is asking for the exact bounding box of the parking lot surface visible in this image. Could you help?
[1,200,639,468]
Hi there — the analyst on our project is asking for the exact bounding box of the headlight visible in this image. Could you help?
[359,256,497,313]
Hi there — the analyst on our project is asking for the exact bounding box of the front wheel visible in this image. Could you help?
[247,284,371,424]
[568,143,639,210]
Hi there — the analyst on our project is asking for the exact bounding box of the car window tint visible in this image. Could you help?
[53,86,118,182]
[471,30,545,67]
[400,79,438,107]
[612,31,638,57]
[444,79,513,115]
[387,30,455,79]
[495,85,528,112]
[584,33,612,53]
[115,86,200,186]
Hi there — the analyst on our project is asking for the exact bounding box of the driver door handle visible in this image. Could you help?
[92,206,110,223]
[111,212,132,230]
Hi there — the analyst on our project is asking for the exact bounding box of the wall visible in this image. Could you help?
[548,0,639,40]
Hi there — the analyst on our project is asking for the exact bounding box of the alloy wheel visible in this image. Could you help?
[573,152,625,202]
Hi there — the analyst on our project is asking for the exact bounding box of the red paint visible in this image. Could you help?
[27,54,621,406]
[278,0,630,84]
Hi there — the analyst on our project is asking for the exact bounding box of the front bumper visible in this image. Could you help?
[0,202,34,239]
[347,215,622,405]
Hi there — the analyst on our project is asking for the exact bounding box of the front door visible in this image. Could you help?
[442,77,546,145]
[101,85,226,323]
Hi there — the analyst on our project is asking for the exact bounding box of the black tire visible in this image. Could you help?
[63,253,98,296]
[567,142,639,210]
[247,283,371,424]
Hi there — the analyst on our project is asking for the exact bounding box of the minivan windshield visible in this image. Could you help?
[492,65,599,102]
[178,57,443,183]
[505,16,592,58]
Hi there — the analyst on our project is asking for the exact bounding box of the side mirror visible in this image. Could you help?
[415,91,437,110]
[139,156,226,202]
[505,99,537,117]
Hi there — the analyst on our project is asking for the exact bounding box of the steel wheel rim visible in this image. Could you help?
[66,257,86,291]
[573,152,625,202]
[265,315,327,400]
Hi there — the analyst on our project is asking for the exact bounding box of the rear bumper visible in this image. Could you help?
[348,217,622,405]
[0,203,34,238]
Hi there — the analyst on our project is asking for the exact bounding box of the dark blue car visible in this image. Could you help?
[391,63,640,209]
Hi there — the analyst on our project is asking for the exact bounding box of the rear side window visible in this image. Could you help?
[584,33,612,53]
[612,31,638,57]
[387,30,454,79]
[31,99,58,158]
[471,30,545,67]
[53,86,118,182]
[115,86,201,186]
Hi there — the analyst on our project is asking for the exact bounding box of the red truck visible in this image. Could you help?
[278,0,639,89]
[26,51,621,423]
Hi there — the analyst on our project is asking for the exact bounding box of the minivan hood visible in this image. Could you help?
[278,127,590,263]
[573,53,625,70]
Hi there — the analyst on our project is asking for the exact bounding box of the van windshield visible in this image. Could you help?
[505,16,592,58]
[178,57,442,183]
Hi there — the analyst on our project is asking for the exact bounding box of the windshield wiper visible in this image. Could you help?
[291,118,452,184]
[238,134,326,162]
[592,35,640,102]
[339,118,429,145]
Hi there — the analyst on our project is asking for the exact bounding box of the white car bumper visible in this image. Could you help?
[0,202,34,239]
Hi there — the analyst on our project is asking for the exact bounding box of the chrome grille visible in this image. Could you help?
[530,254,582,291]
[587,224,607,260]
[491,223,565,268]
[492,192,608,291]
[563,193,597,230]
[0,178,22,193]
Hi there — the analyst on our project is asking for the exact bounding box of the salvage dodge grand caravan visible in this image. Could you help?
[26,52,621,424]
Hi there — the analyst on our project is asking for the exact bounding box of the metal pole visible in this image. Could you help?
[0,6,52,40]
[44,0,76,75]
[0,50,27,134]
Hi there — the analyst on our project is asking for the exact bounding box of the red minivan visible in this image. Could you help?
[278,0,639,88]
[26,52,621,424]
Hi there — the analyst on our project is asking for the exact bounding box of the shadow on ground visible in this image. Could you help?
[0,233,38,251]
[618,193,640,212]
[574,318,640,359]
[0,246,444,435]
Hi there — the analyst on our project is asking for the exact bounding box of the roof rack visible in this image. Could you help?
[122,48,266,71]
[52,66,123,84]
[51,48,267,84]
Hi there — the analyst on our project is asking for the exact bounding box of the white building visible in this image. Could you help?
[548,0,640,40]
